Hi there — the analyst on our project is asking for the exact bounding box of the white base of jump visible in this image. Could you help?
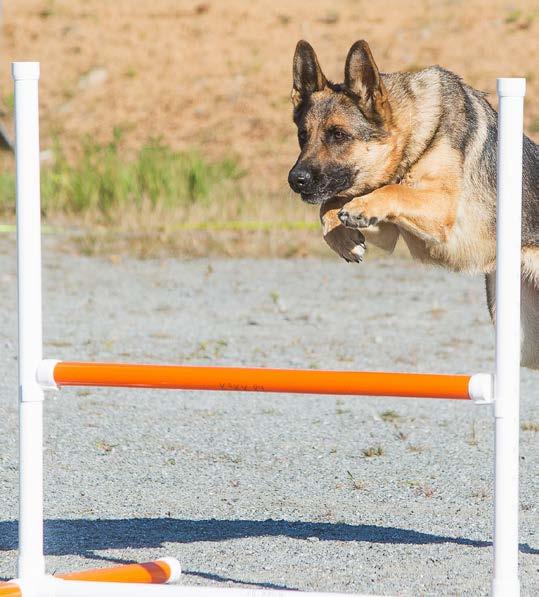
[10,576,366,597]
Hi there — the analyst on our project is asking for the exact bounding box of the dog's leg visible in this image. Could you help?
[337,184,457,244]
[520,247,539,369]
[520,275,539,369]
[485,272,496,322]
[320,197,400,260]
[320,197,366,262]
[483,268,539,370]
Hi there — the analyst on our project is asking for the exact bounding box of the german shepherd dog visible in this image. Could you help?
[288,40,539,368]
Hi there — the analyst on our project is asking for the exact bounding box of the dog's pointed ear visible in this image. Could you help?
[344,40,390,123]
[291,40,327,107]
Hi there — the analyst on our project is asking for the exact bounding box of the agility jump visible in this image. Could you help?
[0,62,525,596]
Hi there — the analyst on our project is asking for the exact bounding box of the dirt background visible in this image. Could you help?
[1,0,539,197]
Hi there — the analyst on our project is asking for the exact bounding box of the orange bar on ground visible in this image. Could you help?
[58,559,172,583]
[53,362,471,400]
[0,583,22,597]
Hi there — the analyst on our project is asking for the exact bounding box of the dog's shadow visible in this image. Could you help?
[1,518,536,587]
[2,517,538,554]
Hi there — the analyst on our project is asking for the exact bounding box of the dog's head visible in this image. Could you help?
[288,40,399,204]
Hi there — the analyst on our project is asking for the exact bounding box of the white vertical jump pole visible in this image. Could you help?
[13,62,45,580]
[493,78,525,597]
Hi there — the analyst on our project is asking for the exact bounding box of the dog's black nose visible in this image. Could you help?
[288,167,312,192]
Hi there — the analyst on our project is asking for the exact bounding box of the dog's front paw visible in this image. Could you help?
[323,225,366,263]
[338,209,379,229]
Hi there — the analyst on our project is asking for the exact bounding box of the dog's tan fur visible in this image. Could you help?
[320,72,498,273]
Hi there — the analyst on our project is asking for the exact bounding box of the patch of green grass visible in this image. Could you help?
[380,409,401,422]
[170,220,318,231]
[0,130,244,216]
[0,172,15,213]
[361,445,384,458]
[505,9,522,24]
[505,9,536,29]
[38,0,57,18]
[3,92,14,111]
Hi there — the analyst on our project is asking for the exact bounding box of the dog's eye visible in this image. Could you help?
[331,129,348,141]
[327,128,349,143]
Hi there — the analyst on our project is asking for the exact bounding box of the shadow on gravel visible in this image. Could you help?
[1,518,537,557]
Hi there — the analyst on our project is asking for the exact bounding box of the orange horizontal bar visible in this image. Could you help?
[0,583,21,597]
[58,559,173,584]
[53,362,471,400]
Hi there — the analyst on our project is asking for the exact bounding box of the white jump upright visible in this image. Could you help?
[492,78,526,597]
[13,62,45,581]
[2,62,527,597]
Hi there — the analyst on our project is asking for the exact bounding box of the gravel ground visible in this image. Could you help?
[0,236,537,596]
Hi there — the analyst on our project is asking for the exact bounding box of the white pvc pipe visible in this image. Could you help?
[41,577,360,597]
[35,359,59,390]
[493,77,525,597]
[467,373,494,404]
[12,62,45,580]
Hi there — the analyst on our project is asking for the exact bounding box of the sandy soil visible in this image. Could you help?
[0,235,537,595]
[1,0,538,196]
